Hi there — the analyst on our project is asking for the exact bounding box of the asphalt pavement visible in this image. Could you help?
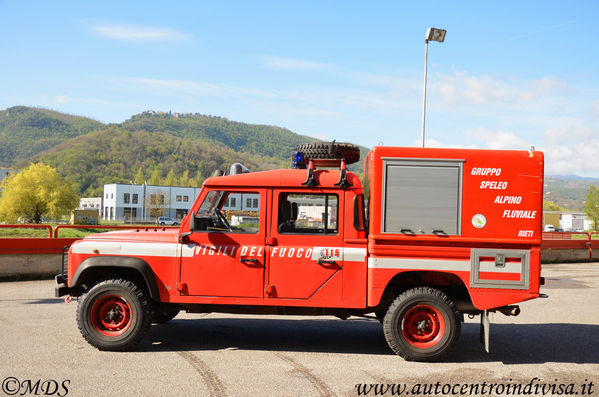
[0,262,597,396]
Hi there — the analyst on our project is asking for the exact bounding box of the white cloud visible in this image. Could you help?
[543,125,594,144]
[130,77,275,99]
[89,23,188,42]
[467,128,531,150]
[517,76,571,102]
[310,132,330,141]
[54,95,67,104]
[438,72,512,105]
[410,138,478,149]
[542,139,599,175]
[436,71,572,108]
[590,99,599,118]
[259,56,330,70]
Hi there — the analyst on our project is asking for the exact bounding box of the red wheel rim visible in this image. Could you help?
[90,294,133,336]
[401,304,445,348]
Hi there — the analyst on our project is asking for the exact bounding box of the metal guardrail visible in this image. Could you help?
[541,232,597,261]
[0,224,178,255]
[0,224,53,238]
[53,224,178,238]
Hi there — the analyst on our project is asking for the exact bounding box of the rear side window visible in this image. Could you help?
[353,194,366,231]
[278,193,338,235]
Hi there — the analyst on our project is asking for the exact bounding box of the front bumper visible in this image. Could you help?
[54,274,72,297]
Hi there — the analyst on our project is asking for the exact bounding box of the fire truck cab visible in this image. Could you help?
[56,144,544,361]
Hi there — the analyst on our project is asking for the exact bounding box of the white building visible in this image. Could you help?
[77,197,102,212]
[560,212,592,231]
[102,184,260,222]
[103,184,203,222]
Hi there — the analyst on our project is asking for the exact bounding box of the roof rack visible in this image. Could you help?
[301,159,352,189]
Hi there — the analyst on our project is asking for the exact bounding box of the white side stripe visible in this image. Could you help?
[368,257,523,274]
[71,241,178,257]
[344,248,367,262]
[369,257,470,272]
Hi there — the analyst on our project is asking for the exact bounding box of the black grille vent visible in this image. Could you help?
[61,245,70,279]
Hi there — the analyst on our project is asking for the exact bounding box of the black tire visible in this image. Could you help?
[294,142,360,164]
[151,308,179,324]
[77,279,152,351]
[383,287,461,362]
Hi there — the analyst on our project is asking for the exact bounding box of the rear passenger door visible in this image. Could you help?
[267,189,344,299]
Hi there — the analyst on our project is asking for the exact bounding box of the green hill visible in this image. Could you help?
[2,106,370,196]
[544,176,599,211]
[0,106,104,166]
[33,126,288,195]
[122,111,318,161]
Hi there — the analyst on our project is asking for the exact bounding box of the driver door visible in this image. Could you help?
[180,188,267,298]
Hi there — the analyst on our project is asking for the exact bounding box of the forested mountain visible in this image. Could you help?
[122,111,318,160]
[0,106,104,165]
[33,127,288,196]
[2,106,368,197]
[544,176,599,211]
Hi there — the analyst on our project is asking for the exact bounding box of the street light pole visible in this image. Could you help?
[421,27,446,148]
[421,39,429,148]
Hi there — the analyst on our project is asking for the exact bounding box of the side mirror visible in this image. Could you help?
[179,232,192,244]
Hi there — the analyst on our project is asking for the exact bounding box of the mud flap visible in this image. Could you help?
[479,309,490,353]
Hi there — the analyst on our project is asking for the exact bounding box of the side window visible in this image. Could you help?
[193,190,260,234]
[278,193,338,235]
[354,194,366,231]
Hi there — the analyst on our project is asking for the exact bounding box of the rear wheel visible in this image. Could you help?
[77,279,151,351]
[383,287,460,361]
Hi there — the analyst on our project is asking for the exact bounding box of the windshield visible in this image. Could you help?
[198,190,225,215]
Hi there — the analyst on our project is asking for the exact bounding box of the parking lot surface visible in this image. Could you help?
[0,262,598,396]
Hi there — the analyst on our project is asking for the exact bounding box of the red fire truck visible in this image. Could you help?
[56,143,545,361]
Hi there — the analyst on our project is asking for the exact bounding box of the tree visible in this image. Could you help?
[584,186,599,231]
[0,163,79,223]
[163,169,177,186]
[193,172,203,188]
[146,189,169,219]
[134,167,145,184]
[149,168,161,185]
[543,200,566,211]
[179,170,191,187]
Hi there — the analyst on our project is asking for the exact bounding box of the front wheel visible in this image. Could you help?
[77,279,152,351]
[383,287,461,361]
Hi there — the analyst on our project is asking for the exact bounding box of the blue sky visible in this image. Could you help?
[1,1,599,176]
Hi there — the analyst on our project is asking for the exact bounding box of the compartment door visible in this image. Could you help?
[470,249,530,290]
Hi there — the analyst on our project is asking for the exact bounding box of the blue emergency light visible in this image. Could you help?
[292,151,307,169]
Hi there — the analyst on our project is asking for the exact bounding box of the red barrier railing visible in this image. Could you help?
[53,224,178,238]
[541,232,596,261]
[0,224,180,255]
[0,224,53,238]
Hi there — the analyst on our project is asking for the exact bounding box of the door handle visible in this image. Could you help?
[239,258,259,264]
[317,259,336,265]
